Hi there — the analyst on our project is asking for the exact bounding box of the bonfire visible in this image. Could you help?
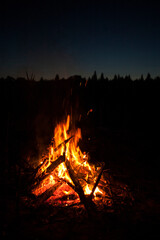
[30,115,132,213]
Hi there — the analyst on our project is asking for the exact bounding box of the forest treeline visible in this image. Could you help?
[0,73,160,175]
[1,72,160,130]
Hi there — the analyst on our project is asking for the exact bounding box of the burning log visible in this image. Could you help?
[33,155,65,187]
[33,136,74,180]
[65,159,96,214]
[45,155,65,175]
[53,135,74,152]
[34,182,62,207]
[90,162,105,199]
[58,177,76,192]
[53,194,78,203]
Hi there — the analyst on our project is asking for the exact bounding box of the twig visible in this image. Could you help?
[90,162,105,199]
[53,135,74,152]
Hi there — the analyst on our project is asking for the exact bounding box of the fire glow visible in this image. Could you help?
[32,115,111,207]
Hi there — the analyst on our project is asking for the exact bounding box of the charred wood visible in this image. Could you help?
[46,155,65,174]
[34,182,62,207]
[58,177,76,192]
[65,159,96,214]
[53,135,74,152]
[31,159,48,180]
[53,194,78,202]
[32,136,74,181]
[32,155,65,187]
[90,162,105,199]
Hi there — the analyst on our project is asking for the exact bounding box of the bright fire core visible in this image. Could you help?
[32,115,107,205]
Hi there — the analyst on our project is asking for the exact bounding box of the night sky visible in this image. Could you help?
[1,0,160,80]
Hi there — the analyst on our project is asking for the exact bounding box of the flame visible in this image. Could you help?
[33,115,106,204]
[84,184,92,195]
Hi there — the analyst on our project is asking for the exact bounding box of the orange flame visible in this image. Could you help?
[33,115,106,204]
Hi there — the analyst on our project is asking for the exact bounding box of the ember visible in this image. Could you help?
[31,115,112,211]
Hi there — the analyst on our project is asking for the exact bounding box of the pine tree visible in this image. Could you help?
[55,74,60,81]
[92,71,97,81]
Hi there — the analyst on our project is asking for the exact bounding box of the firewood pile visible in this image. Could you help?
[27,116,133,214]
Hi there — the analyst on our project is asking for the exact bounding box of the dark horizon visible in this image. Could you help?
[0,71,159,82]
[1,0,160,80]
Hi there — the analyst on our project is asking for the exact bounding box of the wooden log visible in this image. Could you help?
[58,177,76,192]
[32,158,48,180]
[90,162,105,199]
[53,135,74,152]
[53,194,78,203]
[33,155,65,187]
[35,181,62,207]
[46,155,65,174]
[65,159,96,214]
[32,136,74,180]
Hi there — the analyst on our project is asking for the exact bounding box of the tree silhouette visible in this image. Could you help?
[100,73,105,81]
[26,72,35,81]
[92,71,97,81]
[55,74,60,81]
[113,74,118,81]
[146,73,151,81]
[140,74,144,81]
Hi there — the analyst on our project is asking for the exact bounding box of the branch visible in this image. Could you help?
[34,182,62,207]
[90,162,105,199]
[65,159,96,214]
[54,135,74,152]
[32,155,65,188]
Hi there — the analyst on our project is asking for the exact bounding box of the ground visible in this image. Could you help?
[1,128,160,240]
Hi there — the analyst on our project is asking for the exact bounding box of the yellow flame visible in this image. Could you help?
[84,184,92,195]
[33,115,105,201]
[94,186,103,196]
